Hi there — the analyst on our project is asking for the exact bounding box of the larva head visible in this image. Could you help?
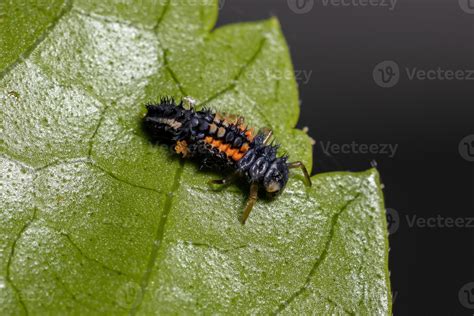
[263,157,289,197]
[143,99,186,143]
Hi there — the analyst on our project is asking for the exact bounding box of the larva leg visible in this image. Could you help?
[241,182,259,224]
[287,161,312,187]
[208,173,237,186]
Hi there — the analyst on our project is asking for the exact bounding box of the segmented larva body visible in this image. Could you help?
[143,97,311,224]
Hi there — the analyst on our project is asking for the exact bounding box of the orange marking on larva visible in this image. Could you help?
[175,140,190,157]
[211,140,222,148]
[204,136,213,144]
[240,143,250,152]
[245,128,255,141]
[226,148,238,157]
[232,152,244,161]
[219,144,230,152]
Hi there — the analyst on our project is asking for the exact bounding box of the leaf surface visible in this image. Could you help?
[0,0,391,314]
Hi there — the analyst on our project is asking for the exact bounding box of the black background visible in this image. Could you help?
[217,0,474,314]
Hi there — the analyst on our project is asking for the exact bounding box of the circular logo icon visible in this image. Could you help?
[459,282,474,309]
[459,135,474,162]
[287,0,314,14]
[459,0,474,14]
[386,208,399,234]
[373,60,400,88]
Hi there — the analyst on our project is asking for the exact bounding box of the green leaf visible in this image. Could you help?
[0,0,391,314]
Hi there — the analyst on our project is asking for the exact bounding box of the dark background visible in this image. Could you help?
[217,0,474,315]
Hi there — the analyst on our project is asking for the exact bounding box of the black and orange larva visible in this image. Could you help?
[143,97,311,224]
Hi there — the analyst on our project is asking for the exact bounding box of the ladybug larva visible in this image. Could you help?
[143,97,312,224]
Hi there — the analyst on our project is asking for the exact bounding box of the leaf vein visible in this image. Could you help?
[91,162,164,194]
[88,105,111,158]
[129,160,185,315]
[58,230,127,276]
[6,210,38,316]
[197,38,267,107]
[53,272,105,313]
[153,0,171,32]
[273,193,362,315]
[32,158,163,194]
[0,0,73,81]
[163,50,187,96]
